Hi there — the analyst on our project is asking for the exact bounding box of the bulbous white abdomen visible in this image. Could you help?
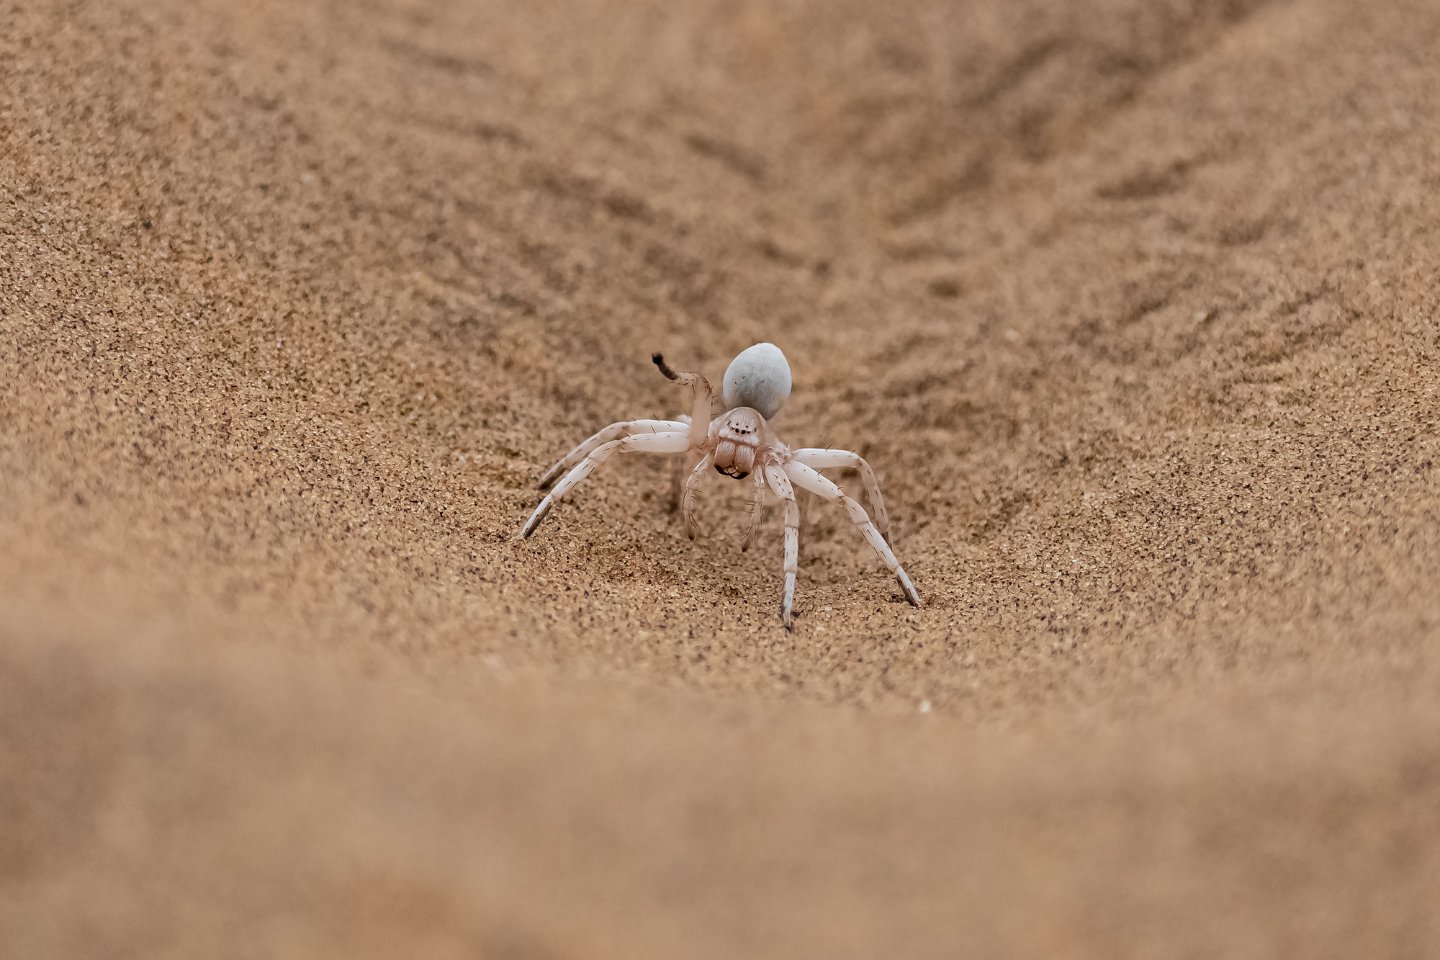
[722,342,792,419]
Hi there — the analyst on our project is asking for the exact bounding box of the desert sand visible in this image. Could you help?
[3,0,1439,956]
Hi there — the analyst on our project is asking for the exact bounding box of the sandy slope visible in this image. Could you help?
[3,0,1439,956]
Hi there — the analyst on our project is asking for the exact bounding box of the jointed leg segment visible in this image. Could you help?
[653,354,713,449]
[669,449,703,513]
[681,451,714,538]
[792,447,891,535]
[739,472,766,551]
[539,419,687,489]
[764,462,801,630]
[782,460,921,607]
[520,430,689,538]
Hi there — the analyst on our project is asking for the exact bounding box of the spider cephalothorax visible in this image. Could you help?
[519,342,921,629]
[712,408,767,479]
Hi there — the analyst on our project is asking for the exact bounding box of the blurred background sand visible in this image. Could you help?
[3,0,1439,956]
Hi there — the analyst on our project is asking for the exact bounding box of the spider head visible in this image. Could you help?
[713,407,767,480]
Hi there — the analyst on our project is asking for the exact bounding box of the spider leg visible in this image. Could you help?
[519,430,690,538]
[669,447,702,513]
[791,447,891,536]
[653,354,714,448]
[681,451,715,539]
[763,462,800,630]
[782,460,920,607]
[538,419,687,489]
[739,470,767,551]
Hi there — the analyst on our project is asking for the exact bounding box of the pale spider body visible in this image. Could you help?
[519,342,921,629]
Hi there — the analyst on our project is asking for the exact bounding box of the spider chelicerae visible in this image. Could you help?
[519,342,922,629]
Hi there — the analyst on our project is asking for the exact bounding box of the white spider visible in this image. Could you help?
[518,342,921,629]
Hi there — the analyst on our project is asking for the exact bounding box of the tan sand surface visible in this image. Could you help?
[3,0,1439,956]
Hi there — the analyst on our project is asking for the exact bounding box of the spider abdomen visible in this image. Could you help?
[722,343,792,419]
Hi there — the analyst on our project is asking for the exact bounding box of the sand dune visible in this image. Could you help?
[3,0,1439,956]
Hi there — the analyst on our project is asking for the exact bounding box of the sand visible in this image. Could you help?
[3,0,1439,956]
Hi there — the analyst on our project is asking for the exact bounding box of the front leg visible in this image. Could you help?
[520,430,690,538]
[791,447,891,535]
[539,419,687,489]
[739,470,767,551]
[782,460,920,607]
[681,452,714,538]
[669,448,703,513]
[763,462,800,630]
[652,354,714,448]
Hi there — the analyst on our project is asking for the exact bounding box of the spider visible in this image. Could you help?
[518,342,921,629]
